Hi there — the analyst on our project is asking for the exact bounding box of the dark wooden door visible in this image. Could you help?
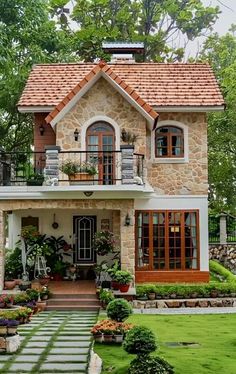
[73,216,97,264]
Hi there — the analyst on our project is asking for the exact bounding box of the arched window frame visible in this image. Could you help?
[152,120,189,163]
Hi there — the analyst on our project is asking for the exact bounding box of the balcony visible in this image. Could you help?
[0,148,146,188]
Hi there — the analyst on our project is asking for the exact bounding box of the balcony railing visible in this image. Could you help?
[0,149,145,186]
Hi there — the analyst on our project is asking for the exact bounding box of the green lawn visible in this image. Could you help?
[94,314,236,374]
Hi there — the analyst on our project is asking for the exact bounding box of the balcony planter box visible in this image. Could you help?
[69,173,95,185]
[26,180,44,186]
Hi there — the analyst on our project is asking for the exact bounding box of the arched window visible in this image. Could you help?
[155,126,184,158]
[86,121,115,184]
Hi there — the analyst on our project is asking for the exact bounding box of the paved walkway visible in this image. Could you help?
[0,311,97,373]
[133,307,236,314]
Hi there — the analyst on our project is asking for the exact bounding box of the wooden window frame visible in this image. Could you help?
[135,210,200,271]
[155,126,184,158]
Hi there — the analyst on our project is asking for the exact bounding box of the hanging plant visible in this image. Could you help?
[93,231,115,256]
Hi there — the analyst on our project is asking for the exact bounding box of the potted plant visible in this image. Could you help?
[91,325,103,343]
[99,289,114,309]
[114,270,133,293]
[101,328,113,343]
[7,319,19,335]
[0,319,8,335]
[19,281,32,291]
[60,160,97,181]
[40,287,50,301]
[52,260,67,281]
[26,173,44,186]
[107,260,120,290]
[113,326,124,343]
[146,285,156,300]
[2,295,14,308]
[94,230,116,256]
[4,272,16,290]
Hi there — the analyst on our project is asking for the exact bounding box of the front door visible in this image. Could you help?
[86,122,115,185]
[73,216,97,264]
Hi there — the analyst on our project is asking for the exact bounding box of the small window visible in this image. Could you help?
[155,126,184,158]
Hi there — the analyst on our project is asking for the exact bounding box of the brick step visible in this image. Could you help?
[50,294,98,300]
[46,304,100,311]
[47,299,101,306]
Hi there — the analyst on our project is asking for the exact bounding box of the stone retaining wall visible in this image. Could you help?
[209,244,236,273]
[133,298,236,309]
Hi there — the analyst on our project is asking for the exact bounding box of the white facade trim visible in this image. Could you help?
[151,120,189,163]
[49,71,155,128]
[153,105,225,112]
[135,195,209,271]
[80,115,120,151]
[18,106,54,113]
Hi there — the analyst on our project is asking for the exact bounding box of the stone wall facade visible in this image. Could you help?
[55,78,207,195]
[209,244,236,274]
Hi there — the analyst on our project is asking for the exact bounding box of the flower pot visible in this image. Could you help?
[4,280,16,290]
[39,277,50,286]
[114,334,123,343]
[36,301,47,312]
[119,284,130,293]
[111,281,120,291]
[0,326,7,335]
[191,292,198,299]
[210,291,218,298]
[7,327,17,335]
[6,302,13,308]
[14,279,22,286]
[19,282,31,291]
[41,294,48,301]
[148,292,156,300]
[93,334,103,343]
[26,180,44,186]
[0,303,5,308]
[103,334,113,343]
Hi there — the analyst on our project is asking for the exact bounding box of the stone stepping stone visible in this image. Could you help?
[21,348,45,355]
[0,355,13,361]
[37,327,59,331]
[30,336,51,341]
[14,355,41,363]
[25,341,49,348]
[40,363,87,372]
[34,332,56,336]
[50,347,89,355]
[9,363,36,371]
[56,335,91,341]
[45,354,87,362]
[53,341,90,348]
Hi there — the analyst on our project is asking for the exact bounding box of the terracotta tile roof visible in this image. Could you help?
[18,62,224,109]
[45,61,158,125]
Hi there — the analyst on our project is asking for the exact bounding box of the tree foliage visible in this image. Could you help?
[201,27,236,213]
[51,0,220,62]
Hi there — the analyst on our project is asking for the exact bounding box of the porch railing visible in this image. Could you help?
[0,149,145,186]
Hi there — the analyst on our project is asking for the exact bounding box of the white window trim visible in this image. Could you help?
[151,120,189,163]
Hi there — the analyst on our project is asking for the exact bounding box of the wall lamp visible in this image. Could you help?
[39,124,45,136]
[74,128,79,141]
[125,213,131,226]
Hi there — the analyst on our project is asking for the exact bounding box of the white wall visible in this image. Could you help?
[134,195,209,271]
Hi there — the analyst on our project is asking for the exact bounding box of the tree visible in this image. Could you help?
[51,0,220,62]
[0,0,73,151]
[201,27,236,213]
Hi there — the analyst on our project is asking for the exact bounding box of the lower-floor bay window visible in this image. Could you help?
[136,210,199,271]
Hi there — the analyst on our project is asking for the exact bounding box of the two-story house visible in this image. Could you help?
[0,43,224,289]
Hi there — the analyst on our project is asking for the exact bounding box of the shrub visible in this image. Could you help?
[107,298,132,322]
[26,289,40,301]
[129,355,174,374]
[145,284,157,294]
[123,326,157,355]
[99,289,114,305]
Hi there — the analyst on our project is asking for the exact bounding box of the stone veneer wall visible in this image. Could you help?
[147,112,208,195]
[56,77,146,155]
[209,244,236,274]
[56,78,207,195]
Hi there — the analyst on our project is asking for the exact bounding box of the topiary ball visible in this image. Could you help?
[128,355,174,374]
[123,326,157,355]
[106,298,132,322]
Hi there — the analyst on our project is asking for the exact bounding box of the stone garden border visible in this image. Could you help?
[133,298,236,309]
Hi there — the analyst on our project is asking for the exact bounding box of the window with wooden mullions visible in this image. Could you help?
[136,210,199,271]
[155,126,184,158]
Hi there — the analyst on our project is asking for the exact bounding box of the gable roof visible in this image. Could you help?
[18,62,225,111]
[44,60,159,127]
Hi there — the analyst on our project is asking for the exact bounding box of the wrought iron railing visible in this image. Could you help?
[0,150,145,186]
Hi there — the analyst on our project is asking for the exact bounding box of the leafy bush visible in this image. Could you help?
[107,298,132,322]
[129,355,174,374]
[4,248,22,279]
[123,326,157,355]
[113,270,133,285]
[99,289,114,305]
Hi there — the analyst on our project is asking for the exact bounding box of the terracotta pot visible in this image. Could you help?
[14,279,22,286]
[119,284,130,293]
[39,277,50,286]
[4,280,16,290]
[114,334,123,343]
[93,334,103,343]
[111,281,120,290]
[103,334,113,343]
[36,301,47,312]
